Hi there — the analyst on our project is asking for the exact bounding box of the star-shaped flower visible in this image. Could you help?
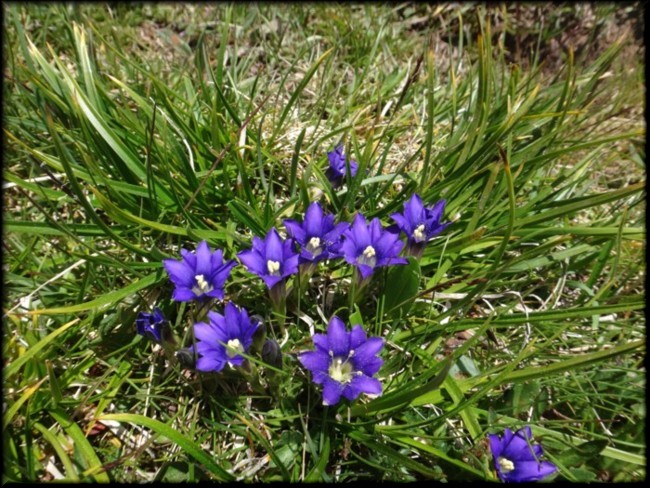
[163,240,236,302]
[390,194,450,258]
[237,228,300,289]
[298,316,384,406]
[193,302,259,372]
[340,213,407,279]
[284,202,348,263]
[488,426,558,483]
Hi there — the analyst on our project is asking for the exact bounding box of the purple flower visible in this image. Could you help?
[163,240,236,302]
[135,307,167,343]
[237,228,300,289]
[298,316,384,406]
[488,426,558,483]
[193,302,259,372]
[390,194,450,257]
[284,202,349,263]
[340,213,408,279]
[326,145,359,187]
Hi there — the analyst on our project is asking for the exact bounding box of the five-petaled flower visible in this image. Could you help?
[488,426,557,483]
[193,302,259,372]
[163,240,236,302]
[390,194,450,258]
[135,307,168,343]
[238,228,300,289]
[284,202,348,263]
[340,213,408,279]
[298,316,383,406]
[326,145,359,187]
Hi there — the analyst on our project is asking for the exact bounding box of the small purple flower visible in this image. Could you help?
[340,213,408,279]
[237,228,300,289]
[299,316,384,406]
[326,145,359,187]
[488,426,558,483]
[193,302,259,372]
[163,240,236,302]
[284,202,348,263]
[390,194,450,257]
[135,307,167,343]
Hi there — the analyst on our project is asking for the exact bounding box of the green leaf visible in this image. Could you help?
[382,257,421,319]
[4,319,79,380]
[98,413,235,481]
[559,440,609,467]
[50,407,110,483]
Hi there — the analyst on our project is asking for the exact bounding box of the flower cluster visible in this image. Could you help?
[135,146,452,403]
[130,143,565,481]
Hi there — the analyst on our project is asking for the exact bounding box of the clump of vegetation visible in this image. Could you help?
[3,3,644,482]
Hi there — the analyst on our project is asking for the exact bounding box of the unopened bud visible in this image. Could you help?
[175,347,196,369]
[261,339,282,369]
[251,318,267,354]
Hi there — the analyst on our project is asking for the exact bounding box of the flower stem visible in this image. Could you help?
[269,280,287,336]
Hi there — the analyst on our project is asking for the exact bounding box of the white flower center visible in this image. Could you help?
[267,260,281,275]
[498,457,515,474]
[412,224,427,243]
[357,245,377,267]
[192,274,214,296]
[306,236,323,256]
[225,338,244,358]
[328,357,354,384]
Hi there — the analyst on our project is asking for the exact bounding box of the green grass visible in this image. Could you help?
[3,3,645,482]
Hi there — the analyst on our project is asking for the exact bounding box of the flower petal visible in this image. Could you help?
[322,377,345,406]
[264,228,284,262]
[327,316,350,356]
[502,460,557,482]
[351,337,384,372]
[298,350,330,375]
[196,355,226,373]
[284,219,306,243]
[312,333,329,352]
[349,325,367,350]
[163,259,194,287]
[304,202,324,238]
[348,374,382,396]
[194,321,219,342]
[172,287,198,302]
[238,249,266,276]
[194,240,214,277]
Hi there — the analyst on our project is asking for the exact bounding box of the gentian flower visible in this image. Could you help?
[298,316,383,406]
[390,194,450,258]
[135,307,168,343]
[340,213,408,279]
[488,426,558,483]
[326,145,359,187]
[283,202,348,263]
[163,240,236,302]
[237,228,300,290]
[193,302,259,372]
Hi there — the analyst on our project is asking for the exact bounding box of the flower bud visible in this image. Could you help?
[262,339,282,369]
